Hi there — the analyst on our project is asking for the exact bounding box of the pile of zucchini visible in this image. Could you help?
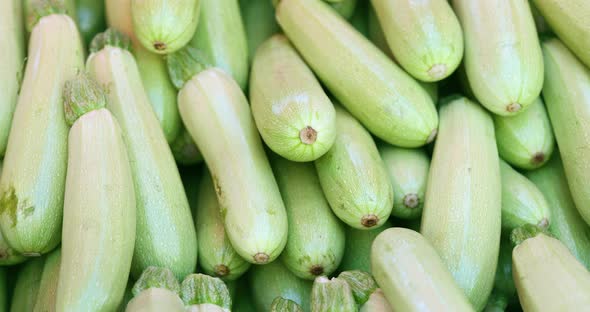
[0,0,590,311]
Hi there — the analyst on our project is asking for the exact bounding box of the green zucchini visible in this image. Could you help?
[494,97,555,169]
[484,237,516,312]
[177,68,287,264]
[249,260,312,312]
[310,276,356,312]
[371,0,463,82]
[276,0,438,147]
[337,271,377,306]
[271,297,303,312]
[420,96,501,310]
[170,127,203,166]
[32,249,61,312]
[541,38,590,226]
[271,156,345,280]
[250,35,336,162]
[181,274,231,311]
[56,74,136,311]
[532,0,590,68]
[338,220,391,272]
[239,0,280,64]
[75,0,106,46]
[360,289,393,312]
[378,145,430,220]
[88,29,197,279]
[371,228,474,311]
[195,169,251,280]
[0,9,84,255]
[328,0,357,20]
[526,153,590,269]
[453,0,544,115]
[10,257,44,312]
[315,106,393,229]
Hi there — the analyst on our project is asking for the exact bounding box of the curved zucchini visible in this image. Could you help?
[240,0,279,64]
[485,238,516,311]
[177,68,287,264]
[170,127,203,166]
[339,220,391,272]
[315,106,393,229]
[33,249,61,312]
[195,169,251,280]
[126,288,185,312]
[494,98,555,169]
[420,96,501,310]
[371,0,463,82]
[10,257,44,312]
[0,13,84,255]
[276,0,438,147]
[310,276,356,312]
[250,35,336,162]
[541,38,590,226]
[453,0,543,115]
[87,31,197,279]
[271,156,345,280]
[378,145,430,220]
[75,0,106,46]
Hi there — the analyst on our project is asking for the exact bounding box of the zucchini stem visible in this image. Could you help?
[62,72,107,126]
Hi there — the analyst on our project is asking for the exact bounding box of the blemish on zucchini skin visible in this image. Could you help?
[0,187,35,228]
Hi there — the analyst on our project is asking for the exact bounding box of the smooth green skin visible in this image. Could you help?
[189,0,248,90]
[250,35,336,162]
[0,14,84,255]
[56,109,136,312]
[494,98,555,170]
[10,257,44,312]
[379,145,430,220]
[87,47,197,280]
[328,0,357,20]
[131,0,200,54]
[33,249,60,312]
[371,0,463,82]
[178,68,288,264]
[420,96,501,310]
[532,0,590,68]
[134,44,182,143]
[271,156,345,280]
[239,0,280,64]
[485,238,516,311]
[249,260,312,312]
[372,228,474,312]
[126,288,185,312]
[339,220,391,273]
[315,107,393,230]
[170,127,203,166]
[276,0,438,148]
[311,277,356,312]
[75,0,106,46]
[541,38,590,227]
[453,0,544,116]
[0,0,24,157]
[526,153,590,269]
[195,170,251,281]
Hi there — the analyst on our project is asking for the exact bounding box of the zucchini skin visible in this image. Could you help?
[338,220,391,273]
[453,0,544,115]
[0,14,84,255]
[271,156,345,280]
[239,0,279,64]
[10,257,44,312]
[276,0,438,148]
[250,35,336,162]
[178,68,288,264]
[33,249,61,312]
[87,46,197,279]
[56,109,136,311]
[371,228,474,312]
[420,96,501,310]
[541,38,590,226]
[315,107,393,230]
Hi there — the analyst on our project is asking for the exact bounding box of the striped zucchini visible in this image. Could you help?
[339,220,391,273]
[240,0,279,64]
[33,249,61,312]
[453,0,544,115]
[250,35,336,162]
[420,96,501,310]
[310,277,356,312]
[10,257,44,312]
[276,0,438,147]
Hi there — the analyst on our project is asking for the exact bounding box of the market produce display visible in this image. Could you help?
[0,0,590,311]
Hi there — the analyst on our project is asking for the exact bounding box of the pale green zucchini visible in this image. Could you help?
[276,0,438,147]
[453,0,544,115]
[339,220,391,273]
[180,274,231,311]
[0,163,24,266]
[132,266,180,296]
[310,277,356,312]
[126,289,185,312]
[240,0,280,64]
[420,96,501,310]
[33,249,61,312]
[250,35,336,162]
[10,257,44,312]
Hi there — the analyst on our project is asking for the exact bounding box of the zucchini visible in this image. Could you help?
[105,0,135,41]
[367,4,393,59]
[195,169,251,280]
[310,277,356,312]
[88,29,197,279]
[453,0,544,115]
[328,0,357,20]
[177,67,287,264]
[531,0,590,68]
[271,156,345,280]
[170,127,203,166]
[271,297,303,312]
[378,145,430,220]
[0,9,84,255]
[315,106,393,229]
[494,97,555,169]
[337,271,377,306]
[33,249,61,312]
[484,237,516,311]
[239,0,280,64]
[420,96,501,310]
[526,153,590,269]
[56,74,136,311]
[180,274,231,311]
[541,38,590,226]
[500,160,551,232]
[250,35,336,162]
[75,0,106,47]
[10,257,44,312]
[338,220,391,273]
[360,289,392,312]
[371,0,463,82]
[126,289,185,312]
[276,0,438,148]
[0,0,24,156]
[371,228,473,312]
